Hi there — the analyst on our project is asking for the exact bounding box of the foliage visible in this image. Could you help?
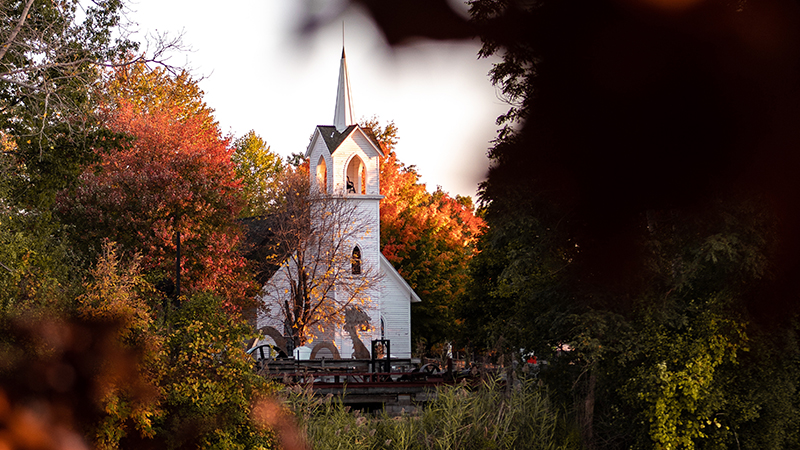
[457,0,800,448]
[0,0,180,210]
[458,188,576,357]
[616,300,746,450]
[103,64,212,125]
[232,130,285,217]
[57,66,255,306]
[0,132,82,314]
[0,211,81,315]
[289,379,570,450]
[76,240,163,448]
[158,293,278,449]
[0,312,158,450]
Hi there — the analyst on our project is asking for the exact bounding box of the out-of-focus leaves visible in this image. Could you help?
[299,0,475,45]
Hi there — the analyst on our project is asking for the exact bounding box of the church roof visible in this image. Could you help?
[317,125,358,153]
[380,254,422,303]
[314,124,384,156]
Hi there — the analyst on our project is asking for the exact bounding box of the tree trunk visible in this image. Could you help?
[578,369,596,450]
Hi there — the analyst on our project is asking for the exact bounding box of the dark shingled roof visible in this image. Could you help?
[316,125,383,154]
[317,125,357,153]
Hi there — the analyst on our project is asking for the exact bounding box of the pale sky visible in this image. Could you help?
[126,0,508,199]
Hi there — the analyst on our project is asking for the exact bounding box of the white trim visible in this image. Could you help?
[305,128,322,157]
[353,127,384,157]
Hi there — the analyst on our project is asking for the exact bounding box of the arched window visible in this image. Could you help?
[316,156,327,193]
[346,156,366,194]
[351,246,362,275]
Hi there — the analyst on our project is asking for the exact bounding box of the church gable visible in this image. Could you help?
[309,125,383,158]
[313,125,357,155]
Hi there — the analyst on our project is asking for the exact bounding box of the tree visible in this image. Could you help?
[76,241,163,449]
[57,66,254,306]
[159,293,278,449]
[232,131,285,217]
[458,1,800,448]
[1,0,181,210]
[258,168,382,349]
[103,63,212,127]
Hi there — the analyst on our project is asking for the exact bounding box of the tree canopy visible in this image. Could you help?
[232,130,285,218]
[57,65,254,306]
[455,0,800,448]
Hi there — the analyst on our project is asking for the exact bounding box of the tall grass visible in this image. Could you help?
[284,379,572,450]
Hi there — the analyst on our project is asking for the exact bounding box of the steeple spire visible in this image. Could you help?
[333,47,355,133]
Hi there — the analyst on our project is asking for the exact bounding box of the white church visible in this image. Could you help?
[255,49,421,360]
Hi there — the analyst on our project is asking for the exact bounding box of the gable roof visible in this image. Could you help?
[380,253,422,303]
[307,125,385,158]
[318,125,358,153]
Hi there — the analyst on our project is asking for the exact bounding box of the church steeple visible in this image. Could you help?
[333,48,355,133]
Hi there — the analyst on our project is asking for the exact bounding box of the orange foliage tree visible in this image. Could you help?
[58,66,254,306]
[364,118,485,349]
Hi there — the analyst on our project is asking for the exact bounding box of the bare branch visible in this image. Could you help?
[257,169,384,348]
[0,0,36,63]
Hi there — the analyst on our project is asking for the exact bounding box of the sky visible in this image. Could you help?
[126,0,509,199]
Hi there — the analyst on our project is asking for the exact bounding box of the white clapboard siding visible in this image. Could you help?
[380,254,421,359]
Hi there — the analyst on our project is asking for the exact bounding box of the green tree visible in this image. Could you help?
[0,0,179,210]
[232,131,285,217]
[459,1,800,448]
[159,293,277,449]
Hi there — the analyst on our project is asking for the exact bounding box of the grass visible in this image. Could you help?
[282,378,574,450]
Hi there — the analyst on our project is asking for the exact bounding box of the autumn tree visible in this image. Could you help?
[0,0,182,210]
[57,65,254,306]
[233,130,285,217]
[361,118,485,350]
[75,241,163,448]
[257,168,382,349]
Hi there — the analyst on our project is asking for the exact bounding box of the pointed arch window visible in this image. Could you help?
[351,246,362,275]
[346,156,366,195]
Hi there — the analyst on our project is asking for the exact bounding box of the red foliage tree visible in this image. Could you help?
[58,68,254,306]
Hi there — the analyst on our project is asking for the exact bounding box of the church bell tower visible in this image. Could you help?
[303,48,386,354]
